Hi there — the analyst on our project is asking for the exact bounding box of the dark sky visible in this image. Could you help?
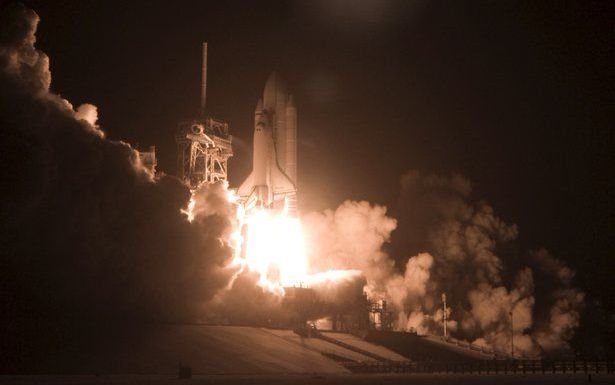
[20,1,614,304]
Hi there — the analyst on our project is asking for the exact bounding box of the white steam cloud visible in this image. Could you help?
[303,171,584,356]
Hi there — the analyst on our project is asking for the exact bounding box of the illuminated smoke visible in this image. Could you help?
[0,2,359,335]
[0,4,238,330]
[74,103,104,138]
[303,172,584,355]
[389,171,584,355]
[303,200,398,294]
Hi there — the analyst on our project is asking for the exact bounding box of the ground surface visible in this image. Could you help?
[265,329,376,363]
[366,331,492,362]
[320,332,408,361]
[1,373,613,385]
[4,325,405,375]
[90,325,351,374]
[4,325,350,374]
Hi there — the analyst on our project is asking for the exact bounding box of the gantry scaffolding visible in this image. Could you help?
[175,42,233,189]
[176,118,232,188]
[369,299,394,331]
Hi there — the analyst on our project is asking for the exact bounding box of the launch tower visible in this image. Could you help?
[176,43,233,188]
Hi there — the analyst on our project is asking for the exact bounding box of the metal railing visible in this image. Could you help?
[437,335,517,359]
[343,360,615,374]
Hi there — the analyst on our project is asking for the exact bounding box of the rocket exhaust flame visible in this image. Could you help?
[233,195,359,294]
[181,186,358,294]
[242,207,308,291]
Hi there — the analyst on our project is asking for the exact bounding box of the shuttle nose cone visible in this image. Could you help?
[255,98,263,113]
[266,71,281,89]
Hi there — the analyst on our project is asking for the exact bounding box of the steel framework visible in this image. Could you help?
[176,117,233,188]
[369,299,394,331]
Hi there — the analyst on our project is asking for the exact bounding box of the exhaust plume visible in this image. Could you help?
[304,171,584,356]
[0,4,239,361]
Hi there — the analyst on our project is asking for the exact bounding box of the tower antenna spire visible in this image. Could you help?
[200,42,208,116]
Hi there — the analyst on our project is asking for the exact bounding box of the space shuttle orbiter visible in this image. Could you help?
[238,72,297,214]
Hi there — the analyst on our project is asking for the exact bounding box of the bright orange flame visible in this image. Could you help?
[242,208,308,291]
[181,195,196,222]
[235,202,362,294]
[182,186,360,295]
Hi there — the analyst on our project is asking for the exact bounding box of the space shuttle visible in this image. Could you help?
[238,72,297,215]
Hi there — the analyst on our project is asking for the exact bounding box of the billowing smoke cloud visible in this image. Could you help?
[304,171,584,356]
[74,103,103,137]
[303,201,397,293]
[0,2,239,350]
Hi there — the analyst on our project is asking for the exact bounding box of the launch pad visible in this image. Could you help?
[171,43,401,336]
[167,44,513,363]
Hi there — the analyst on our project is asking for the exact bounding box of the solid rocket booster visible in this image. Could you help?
[238,72,297,213]
[285,94,297,185]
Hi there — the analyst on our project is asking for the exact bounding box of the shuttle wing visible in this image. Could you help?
[237,171,255,197]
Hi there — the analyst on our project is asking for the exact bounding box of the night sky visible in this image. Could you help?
[18,1,614,307]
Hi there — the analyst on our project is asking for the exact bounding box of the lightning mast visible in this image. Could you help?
[200,42,208,115]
